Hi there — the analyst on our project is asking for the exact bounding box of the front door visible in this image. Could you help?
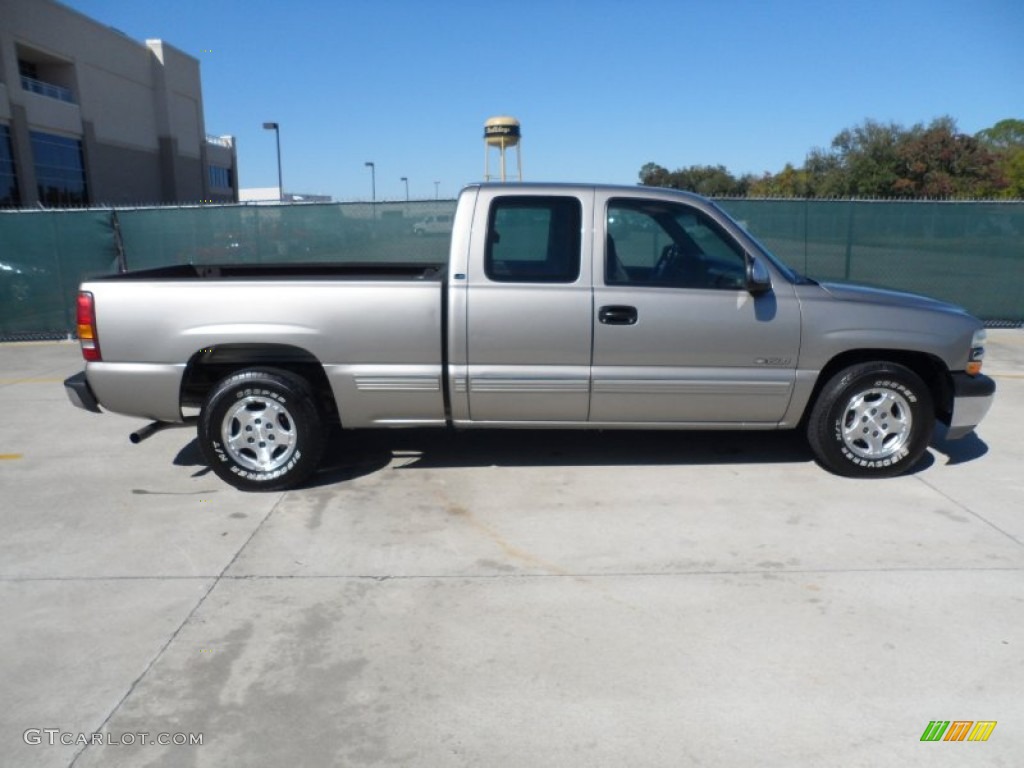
[591,193,801,424]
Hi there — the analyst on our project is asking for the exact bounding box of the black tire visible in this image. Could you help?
[807,362,934,478]
[198,368,326,491]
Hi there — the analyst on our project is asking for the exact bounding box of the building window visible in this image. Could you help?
[18,59,40,80]
[0,126,20,207]
[30,131,88,206]
[18,58,76,104]
[208,165,233,189]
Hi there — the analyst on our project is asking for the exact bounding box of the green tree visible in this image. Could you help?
[892,117,1000,198]
[639,116,1021,199]
[672,165,744,196]
[976,118,1024,198]
[748,163,812,197]
[638,162,671,187]
[1000,151,1024,198]
[803,150,847,197]
[826,119,905,197]
[639,163,747,196]
[976,119,1024,150]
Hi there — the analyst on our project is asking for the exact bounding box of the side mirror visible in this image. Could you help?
[746,255,772,295]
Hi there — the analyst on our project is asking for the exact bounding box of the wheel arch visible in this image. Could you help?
[180,343,339,424]
[805,349,953,426]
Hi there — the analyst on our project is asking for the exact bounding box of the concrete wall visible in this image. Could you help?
[82,121,162,203]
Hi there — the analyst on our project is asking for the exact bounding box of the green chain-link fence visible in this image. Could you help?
[1,198,1021,340]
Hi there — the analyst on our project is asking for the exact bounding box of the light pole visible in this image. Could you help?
[434,180,440,199]
[400,176,409,201]
[364,161,375,202]
[262,122,283,201]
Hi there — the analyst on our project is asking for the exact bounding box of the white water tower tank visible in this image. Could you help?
[484,116,522,182]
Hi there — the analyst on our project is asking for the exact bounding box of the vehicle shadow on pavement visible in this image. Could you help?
[929,425,989,466]
[173,425,987,491]
[367,430,986,477]
[309,429,816,487]
[173,439,213,476]
[309,425,995,485]
[173,435,393,486]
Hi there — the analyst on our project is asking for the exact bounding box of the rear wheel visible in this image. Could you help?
[807,362,934,478]
[198,368,326,491]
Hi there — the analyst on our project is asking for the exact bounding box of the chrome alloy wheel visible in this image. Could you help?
[840,387,912,461]
[220,395,299,472]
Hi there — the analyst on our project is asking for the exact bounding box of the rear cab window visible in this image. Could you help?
[485,196,582,283]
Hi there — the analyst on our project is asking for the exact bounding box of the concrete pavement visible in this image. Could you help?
[1,334,1022,767]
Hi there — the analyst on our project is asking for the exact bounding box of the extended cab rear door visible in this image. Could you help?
[460,187,594,422]
[590,190,801,424]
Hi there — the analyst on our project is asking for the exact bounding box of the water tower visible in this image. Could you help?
[484,116,522,182]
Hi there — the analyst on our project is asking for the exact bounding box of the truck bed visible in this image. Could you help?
[90,262,446,281]
[80,264,448,425]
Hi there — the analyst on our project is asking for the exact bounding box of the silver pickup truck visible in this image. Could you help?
[65,183,995,490]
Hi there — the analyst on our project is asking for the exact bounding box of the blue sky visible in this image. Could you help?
[63,0,1023,201]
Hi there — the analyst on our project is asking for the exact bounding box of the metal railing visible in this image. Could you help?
[20,75,75,104]
[205,135,234,148]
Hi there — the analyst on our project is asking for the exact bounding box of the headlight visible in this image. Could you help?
[967,328,986,375]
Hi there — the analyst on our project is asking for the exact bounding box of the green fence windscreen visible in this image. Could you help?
[117,202,454,269]
[718,199,1024,324]
[0,209,117,338]
[1,198,1021,340]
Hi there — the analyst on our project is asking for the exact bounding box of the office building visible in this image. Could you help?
[0,0,238,207]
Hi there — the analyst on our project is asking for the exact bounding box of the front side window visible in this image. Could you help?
[30,131,88,206]
[606,198,746,289]
[485,196,581,283]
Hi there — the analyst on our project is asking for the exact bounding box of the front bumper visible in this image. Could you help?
[945,372,995,440]
[64,371,102,413]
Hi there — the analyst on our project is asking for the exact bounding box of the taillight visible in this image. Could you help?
[76,291,101,361]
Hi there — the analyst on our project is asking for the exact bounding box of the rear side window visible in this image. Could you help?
[485,196,582,283]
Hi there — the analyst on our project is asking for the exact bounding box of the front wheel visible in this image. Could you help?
[198,368,326,491]
[807,362,934,478]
